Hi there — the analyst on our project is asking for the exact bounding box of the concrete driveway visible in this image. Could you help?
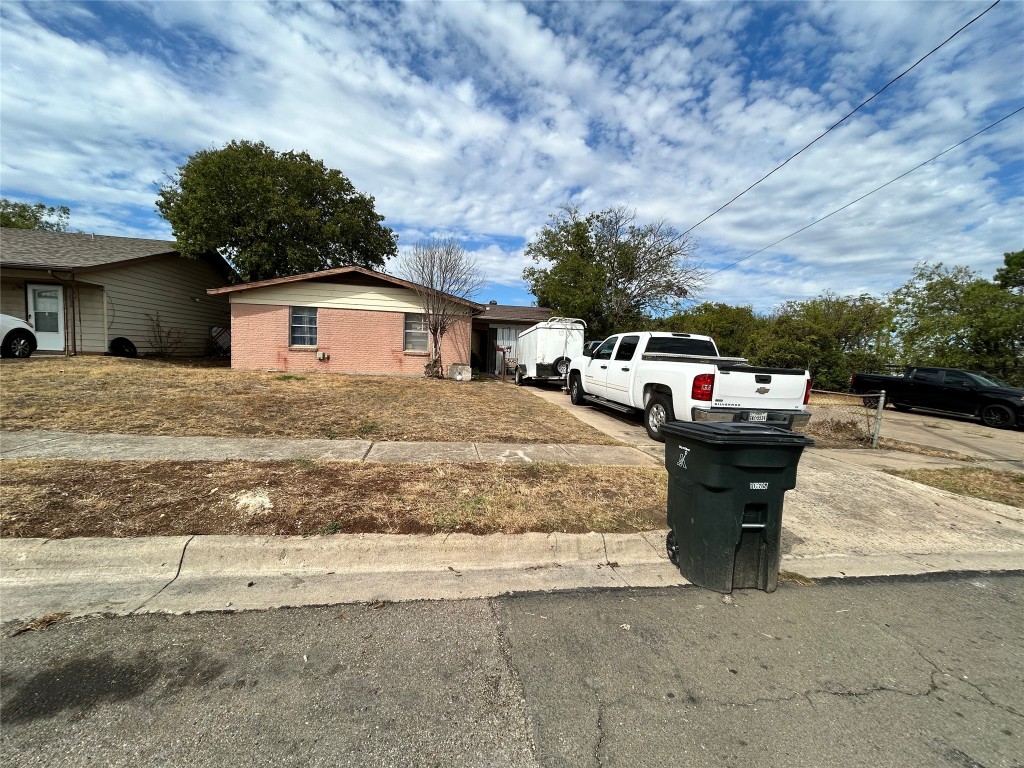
[878,406,1023,466]
[524,381,1024,470]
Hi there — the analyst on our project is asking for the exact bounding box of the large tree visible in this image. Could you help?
[523,205,705,339]
[652,302,767,358]
[889,262,1023,385]
[397,237,483,377]
[747,293,894,391]
[157,140,398,282]
[0,198,70,232]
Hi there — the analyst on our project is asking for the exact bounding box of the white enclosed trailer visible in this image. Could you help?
[514,317,586,385]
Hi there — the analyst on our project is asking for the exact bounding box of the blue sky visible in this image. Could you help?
[1,1,1021,312]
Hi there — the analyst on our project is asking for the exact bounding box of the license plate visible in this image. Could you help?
[748,412,768,422]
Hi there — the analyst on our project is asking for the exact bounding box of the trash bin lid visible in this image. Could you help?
[660,421,815,446]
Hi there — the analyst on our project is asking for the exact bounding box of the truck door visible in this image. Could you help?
[907,368,943,408]
[604,335,640,403]
[937,370,980,415]
[584,336,618,398]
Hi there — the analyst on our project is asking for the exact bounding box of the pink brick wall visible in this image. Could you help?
[229,303,472,376]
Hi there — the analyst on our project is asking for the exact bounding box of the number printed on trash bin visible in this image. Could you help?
[749,482,769,490]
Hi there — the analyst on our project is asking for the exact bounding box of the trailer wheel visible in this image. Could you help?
[514,367,524,386]
[554,356,571,376]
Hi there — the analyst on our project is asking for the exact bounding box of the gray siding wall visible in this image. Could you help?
[87,255,230,356]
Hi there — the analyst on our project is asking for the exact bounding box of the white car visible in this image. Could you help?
[0,314,37,358]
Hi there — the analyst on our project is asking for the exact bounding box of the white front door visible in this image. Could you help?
[27,283,65,351]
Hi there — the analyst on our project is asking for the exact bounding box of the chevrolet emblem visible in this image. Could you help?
[755,387,770,395]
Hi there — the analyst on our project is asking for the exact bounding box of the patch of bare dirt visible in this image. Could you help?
[0,459,669,538]
[0,357,617,444]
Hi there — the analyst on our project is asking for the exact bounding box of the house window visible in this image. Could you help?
[404,313,429,352]
[290,307,317,346]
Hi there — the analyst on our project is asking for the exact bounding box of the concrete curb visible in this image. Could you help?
[4,533,1024,623]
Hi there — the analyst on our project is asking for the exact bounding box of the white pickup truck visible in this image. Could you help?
[567,331,812,441]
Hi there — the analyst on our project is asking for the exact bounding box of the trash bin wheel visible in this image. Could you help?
[666,531,679,566]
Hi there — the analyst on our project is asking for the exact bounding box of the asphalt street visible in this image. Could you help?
[3,573,1022,768]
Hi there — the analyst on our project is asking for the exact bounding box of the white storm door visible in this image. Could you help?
[27,283,64,351]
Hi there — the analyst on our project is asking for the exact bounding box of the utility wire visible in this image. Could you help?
[707,105,1024,277]
[682,0,1003,236]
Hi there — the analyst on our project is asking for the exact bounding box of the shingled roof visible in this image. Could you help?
[476,303,553,323]
[0,227,183,270]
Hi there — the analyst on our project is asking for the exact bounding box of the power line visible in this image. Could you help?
[682,0,1003,237]
[707,105,1024,278]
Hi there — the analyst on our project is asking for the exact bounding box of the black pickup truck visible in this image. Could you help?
[850,367,1023,429]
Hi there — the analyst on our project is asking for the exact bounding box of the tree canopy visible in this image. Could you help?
[156,140,398,282]
[0,198,70,232]
[889,262,1023,384]
[523,205,705,339]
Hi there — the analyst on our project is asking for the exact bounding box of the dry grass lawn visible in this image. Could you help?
[890,467,1024,509]
[0,357,616,444]
[0,459,668,538]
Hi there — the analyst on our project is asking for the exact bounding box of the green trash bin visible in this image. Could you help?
[660,422,814,594]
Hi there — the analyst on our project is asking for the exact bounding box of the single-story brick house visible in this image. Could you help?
[209,266,484,375]
[0,228,233,356]
[471,303,553,374]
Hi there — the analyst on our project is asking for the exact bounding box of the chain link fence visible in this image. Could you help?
[802,390,885,448]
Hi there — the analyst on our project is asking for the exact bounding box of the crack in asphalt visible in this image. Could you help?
[129,535,195,615]
[487,600,541,767]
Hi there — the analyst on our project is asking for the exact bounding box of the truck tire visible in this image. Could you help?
[861,391,882,409]
[569,374,586,406]
[980,404,1015,429]
[644,394,674,442]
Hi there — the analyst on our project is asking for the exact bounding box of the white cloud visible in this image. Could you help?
[0,0,1020,313]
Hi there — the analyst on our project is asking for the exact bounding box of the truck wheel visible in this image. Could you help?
[862,391,881,409]
[644,394,674,442]
[569,374,585,406]
[514,367,524,386]
[554,356,571,376]
[980,404,1015,429]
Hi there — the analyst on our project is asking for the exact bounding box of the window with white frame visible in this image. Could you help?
[404,313,429,352]
[290,307,317,346]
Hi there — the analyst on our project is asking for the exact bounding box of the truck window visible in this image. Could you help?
[942,371,975,388]
[614,335,640,361]
[911,369,941,384]
[593,337,617,361]
[645,337,718,356]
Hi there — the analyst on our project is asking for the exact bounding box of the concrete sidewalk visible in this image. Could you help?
[0,429,657,466]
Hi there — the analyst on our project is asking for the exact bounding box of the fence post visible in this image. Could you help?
[871,390,886,448]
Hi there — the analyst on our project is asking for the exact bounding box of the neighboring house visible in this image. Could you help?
[0,228,233,356]
[208,266,483,376]
[472,302,553,374]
